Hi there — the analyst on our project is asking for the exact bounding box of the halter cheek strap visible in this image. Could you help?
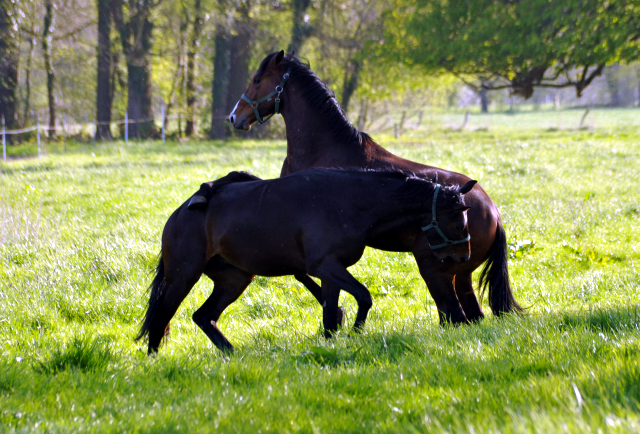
[421,184,471,250]
[241,69,292,124]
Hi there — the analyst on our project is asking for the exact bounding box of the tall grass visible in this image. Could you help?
[1,108,639,432]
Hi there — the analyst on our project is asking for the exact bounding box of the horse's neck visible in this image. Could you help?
[281,91,369,170]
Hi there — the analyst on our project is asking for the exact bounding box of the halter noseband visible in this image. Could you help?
[421,184,471,250]
[240,69,292,124]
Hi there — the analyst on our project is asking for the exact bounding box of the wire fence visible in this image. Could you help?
[1,104,232,162]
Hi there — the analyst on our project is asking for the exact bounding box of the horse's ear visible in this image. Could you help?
[432,172,438,183]
[453,204,471,213]
[272,50,285,67]
[459,180,477,195]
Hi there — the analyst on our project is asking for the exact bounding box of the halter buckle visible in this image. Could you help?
[431,221,438,227]
[276,85,283,93]
[252,102,258,108]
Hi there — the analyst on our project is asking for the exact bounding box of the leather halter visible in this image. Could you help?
[421,184,471,250]
[240,69,292,124]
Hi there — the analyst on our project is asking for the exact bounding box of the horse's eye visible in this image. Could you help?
[253,78,260,85]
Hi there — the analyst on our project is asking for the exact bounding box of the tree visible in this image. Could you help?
[310,0,387,113]
[96,0,113,140]
[0,0,19,132]
[386,0,640,102]
[42,0,56,138]
[185,0,204,136]
[112,0,160,139]
[288,0,312,54]
[224,2,254,122]
[209,26,230,139]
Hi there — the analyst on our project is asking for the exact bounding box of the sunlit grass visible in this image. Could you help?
[1,109,639,432]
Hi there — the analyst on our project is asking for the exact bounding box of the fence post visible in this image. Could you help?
[125,111,128,145]
[37,123,41,158]
[2,116,5,162]
[161,103,165,143]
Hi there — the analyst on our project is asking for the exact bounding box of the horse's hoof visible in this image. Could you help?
[188,195,208,210]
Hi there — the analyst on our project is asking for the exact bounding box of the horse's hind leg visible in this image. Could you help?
[294,274,346,327]
[310,256,373,337]
[192,256,254,353]
[147,265,205,354]
[454,273,484,322]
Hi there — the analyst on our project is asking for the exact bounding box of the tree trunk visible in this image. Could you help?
[126,60,155,138]
[185,0,204,137]
[164,54,185,136]
[23,30,36,125]
[0,0,19,134]
[605,64,623,107]
[42,0,56,139]
[112,0,157,139]
[341,58,361,114]
[209,28,230,139]
[479,85,489,113]
[95,0,112,140]
[287,0,312,54]
[225,11,254,134]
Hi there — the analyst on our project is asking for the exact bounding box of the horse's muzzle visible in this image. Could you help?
[229,114,251,131]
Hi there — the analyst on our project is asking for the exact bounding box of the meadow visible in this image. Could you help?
[1,107,639,433]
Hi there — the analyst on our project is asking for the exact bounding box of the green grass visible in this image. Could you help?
[1,108,640,432]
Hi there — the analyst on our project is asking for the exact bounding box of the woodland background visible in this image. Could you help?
[0,0,639,142]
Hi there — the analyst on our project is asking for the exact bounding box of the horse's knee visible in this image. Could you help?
[360,293,373,312]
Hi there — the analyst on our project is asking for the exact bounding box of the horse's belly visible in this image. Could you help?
[217,238,306,277]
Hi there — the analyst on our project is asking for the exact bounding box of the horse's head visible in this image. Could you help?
[230,50,289,130]
[423,179,476,263]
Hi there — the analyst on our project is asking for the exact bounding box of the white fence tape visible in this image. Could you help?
[1,111,234,162]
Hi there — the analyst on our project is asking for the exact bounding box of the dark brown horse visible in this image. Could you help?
[138,168,474,353]
[229,51,523,324]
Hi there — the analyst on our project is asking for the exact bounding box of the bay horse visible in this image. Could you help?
[138,168,474,353]
[229,51,523,324]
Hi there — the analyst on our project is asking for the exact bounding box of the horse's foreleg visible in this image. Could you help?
[193,257,254,353]
[454,273,484,322]
[412,245,467,324]
[311,256,373,336]
[419,269,467,325]
[294,274,345,327]
[319,280,341,338]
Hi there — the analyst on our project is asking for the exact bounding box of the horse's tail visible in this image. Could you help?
[478,219,523,316]
[136,255,166,341]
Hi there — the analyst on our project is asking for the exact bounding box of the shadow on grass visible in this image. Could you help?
[36,335,113,374]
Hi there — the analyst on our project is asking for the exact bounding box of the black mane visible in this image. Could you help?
[297,167,464,206]
[258,52,373,146]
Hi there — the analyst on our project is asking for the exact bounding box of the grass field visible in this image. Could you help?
[1,108,640,433]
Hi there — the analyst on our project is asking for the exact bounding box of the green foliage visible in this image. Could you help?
[384,0,640,97]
